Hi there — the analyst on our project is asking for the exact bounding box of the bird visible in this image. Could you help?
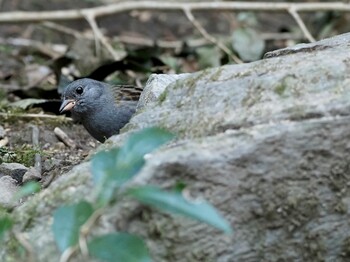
[59,78,142,143]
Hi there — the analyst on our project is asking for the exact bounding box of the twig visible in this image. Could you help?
[59,246,78,262]
[54,127,77,149]
[116,34,209,48]
[81,12,101,58]
[31,125,42,174]
[288,8,316,43]
[0,37,67,57]
[183,8,243,64]
[13,232,35,262]
[0,112,72,121]
[79,208,105,258]
[82,11,124,60]
[0,2,350,23]
[114,33,303,48]
[41,21,85,39]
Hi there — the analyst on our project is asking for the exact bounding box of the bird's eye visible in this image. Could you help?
[76,86,83,94]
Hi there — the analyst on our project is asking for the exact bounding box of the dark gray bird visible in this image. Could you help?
[59,78,142,143]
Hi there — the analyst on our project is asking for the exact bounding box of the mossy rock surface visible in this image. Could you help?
[4,33,350,261]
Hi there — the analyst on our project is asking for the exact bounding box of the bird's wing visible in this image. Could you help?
[110,85,143,102]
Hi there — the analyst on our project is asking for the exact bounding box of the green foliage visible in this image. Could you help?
[12,181,41,201]
[128,185,232,234]
[10,98,47,110]
[91,148,120,205]
[88,233,152,262]
[52,127,232,261]
[0,147,17,164]
[196,47,222,69]
[0,215,12,241]
[231,27,265,62]
[91,127,174,206]
[52,201,93,252]
[0,145,43,167]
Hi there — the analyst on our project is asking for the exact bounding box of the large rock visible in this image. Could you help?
[3,33,350,261]
[0,176,19,208]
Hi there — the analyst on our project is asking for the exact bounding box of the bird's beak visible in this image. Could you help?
[59,99,76,113]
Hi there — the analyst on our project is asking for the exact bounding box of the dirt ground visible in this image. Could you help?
[1,117,97,186]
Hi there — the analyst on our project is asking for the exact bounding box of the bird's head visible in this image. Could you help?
[59,78,107,114]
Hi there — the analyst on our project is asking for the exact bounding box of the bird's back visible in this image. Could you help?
[109,85,143,106]
[84,84,142,142]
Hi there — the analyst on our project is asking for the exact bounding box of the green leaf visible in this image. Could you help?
[0,216,12,241]
[52,201,93,252]
[159,55,180,72]
[12,181,41,201]
[117,127,174,170]
[196,47,221,69]
[237,12,258,27]
[91,148,120,205]
[231,27,265,61]
[10,98,47,109]
[91,148,120,185]
[113,127,173,183]
[91,127,174,205]
[128,186,232,234]
[89,233,152,262]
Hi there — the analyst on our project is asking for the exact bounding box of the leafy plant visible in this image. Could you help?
[12,181,41,201]
[0,145,44,167]
[0,215,12,241]
[52,127,232,262]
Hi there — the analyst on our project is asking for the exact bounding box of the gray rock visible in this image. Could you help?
[22,167,41,183]
[0,176,19,208]
[137,73,190,109]
[43,157,62,172]
[4,32,350,261]
[0,163,28,183]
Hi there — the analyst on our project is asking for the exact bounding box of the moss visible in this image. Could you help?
[182,77,197,89]
[274,83,287,96]
[303,232,327,261]
[241,86,263,108]
[0,145,44,167]
[209,68,223,82]
[12,195,40,230]
[284,105,308,121]
[183,69,210,89]
[158,89,168,104]
[0,44,14,55]
[5,236,26,262]
[341,236,350,258]
[16,146,44,167]
[334,200,347,214]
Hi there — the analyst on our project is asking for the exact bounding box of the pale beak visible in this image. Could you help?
[59,99,76,113]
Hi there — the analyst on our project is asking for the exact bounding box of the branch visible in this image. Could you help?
[0,2,350,23]
[183,8,243,64]
[31,125,42,174]
[81,12,102,58]
[0,113,72,121]
[13,232,35,262]
[288,7,316,42]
